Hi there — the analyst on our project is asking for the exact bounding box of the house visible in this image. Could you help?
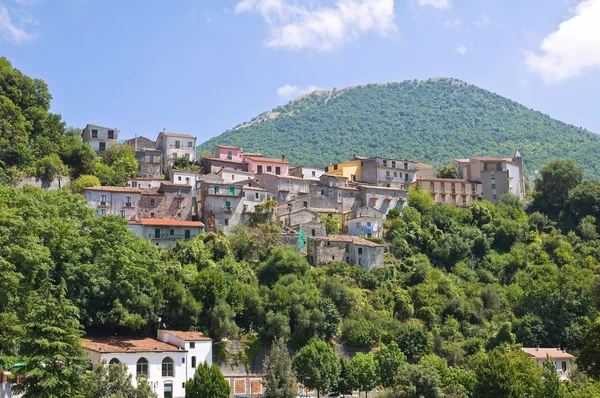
[199,182,269,234]
[254,173,310,203]
[137,183,195,221]
[454,150,525,203]
[201,145,249,174]
[325,158,362,182]
[216,168,255,183]
[343,206,385,238]
[127,177,164,190]
[412,178,482,207]
[357,185,408,215]
[245,155,289,176]
[124,135,156,151]
[521,346,575,381]
[85,186,142,219]
[155,131,197,174]
[308,235,384,270]
[127,218,204,248]
[81,124,119,154]
[82,330,212,398]
[123,137,162,179]
[289,165,325,181]
[169,170,198,198]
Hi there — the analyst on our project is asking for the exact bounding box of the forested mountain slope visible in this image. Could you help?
[199,78,600,178]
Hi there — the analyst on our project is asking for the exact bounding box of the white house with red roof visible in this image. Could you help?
[127,218,204,248]
[82,330,212,398]
[521,346,575,381]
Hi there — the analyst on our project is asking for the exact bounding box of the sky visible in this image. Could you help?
[1,0,600,143]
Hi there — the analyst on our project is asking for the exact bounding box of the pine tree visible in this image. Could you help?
[537,356,566,398]
[263,338,296,398]
[185,362,230,398]
[13,279,85,398]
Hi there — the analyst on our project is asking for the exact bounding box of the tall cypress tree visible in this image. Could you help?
[263,338,296,398]
[185,362,230,398]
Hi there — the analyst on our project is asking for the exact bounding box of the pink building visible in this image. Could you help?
[244,155,289,176]
[211,145,244,162]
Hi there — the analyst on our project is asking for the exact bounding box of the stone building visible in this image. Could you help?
[254,173,311,203]
[343,206,385,238]
[308,235,384,270]
[357,185,408,215]
[411,178,482,207]
[127,218,204,248]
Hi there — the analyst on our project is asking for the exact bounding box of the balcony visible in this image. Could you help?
[224,207,234,214]
[150,234,195,240]
[123,202,133,208]
[99,201,109,207]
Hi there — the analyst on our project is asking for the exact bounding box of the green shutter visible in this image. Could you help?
[154,229,160,238]
[226,201,231,207]
[185,230,191,239]
[230,186,235,196]
[170,229,174,236]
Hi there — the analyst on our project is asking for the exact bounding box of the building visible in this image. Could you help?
[85,186,142,219]
[82,330,212,398]
[124,136,156,150]
[137,183,195,221]
[325,158,362,182]
[216,168,255,183]
[169,170,198,198]
[521,346,574,381]
[412,178,482,207]
[199,182,269,234]
[357,185,408,215]
[127,218,204,248]
[127,177,164,190]
[136,149,163,179]
[289,165,326,181]
[308,235,384,270]
[454,151,525,203]
[254,173,310,203]
[343,206,385,238]
[81,124,119,153]
[155,131,197,174]
[245,155,289,176]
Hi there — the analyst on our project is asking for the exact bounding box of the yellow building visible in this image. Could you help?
[325,160,361,182]
[412,178,482,207]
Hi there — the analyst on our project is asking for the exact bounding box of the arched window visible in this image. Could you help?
[136,358,149,377]
[191,356,196,368]
[162,357,174,377]
[108,358,120,366]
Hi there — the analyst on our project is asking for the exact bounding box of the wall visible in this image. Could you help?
[135,150,162,178]
[132,225,203,248]
[170,171,198,198]
[480,171,509,203]
[245,158,289,176]
[506,163,523,199]
[347,216,383,238]
[17,176,66,190]
[137,190,194,221]
[325,160,361,181]
[279,208,319,227]
[218,169,255,183]
[352,245,384,271]
[312,239,348,266]
[289,166,325,181]
[86,190,141,219]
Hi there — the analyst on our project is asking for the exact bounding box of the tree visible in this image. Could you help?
[537,356,566,398]
[375,342,407,388]
[185,362,230,398]
[393,362,444,398]
[436,165,459,179]
[71,174,102,194]
[35,154,68,187]
[81,360,158,398]
[568,181,600,225]
[293,339,341,398]
[257,246,310,286]
[102,144,138,185]
[173,156,193,170]
[263,338,296,398]
[320,214,341,234]
[408,187,433,214]
[209,299,238,341]
[531,159,583,219]
[577,320,600,380]
[13,280,85,398]
[347,352,379,398]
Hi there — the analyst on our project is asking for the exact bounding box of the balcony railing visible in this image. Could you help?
[150,234,195,239]
[99,201,109,207]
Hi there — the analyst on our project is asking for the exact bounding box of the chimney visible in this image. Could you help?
[557,345,561,351]
[282,154,286,162]
[536,345,539,351]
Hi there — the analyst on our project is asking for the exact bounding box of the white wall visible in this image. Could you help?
[507,163,523,199]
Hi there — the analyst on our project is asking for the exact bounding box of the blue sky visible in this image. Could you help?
[1,0,600,142]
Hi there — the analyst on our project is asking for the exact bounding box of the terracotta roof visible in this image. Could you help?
[416,178,480,184]
[141,188,161,195]
[245,155,289,164]
[129,218,204,227]
[159,132,196,139]
[243,186,266,191]
[82,337,182,353]
[312,234,383,248]
[214,144,241,150]
[86,186,142,193]
[521,347,575,360]
[161,330,212,341]
[203,156,246,164]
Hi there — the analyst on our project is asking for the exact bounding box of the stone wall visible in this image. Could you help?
[17,176,67,191]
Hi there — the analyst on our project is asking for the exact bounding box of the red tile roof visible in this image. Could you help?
[161,330,212,341]
[129,218,204,227]
[203,156,246,164]
[86,186,142,193]
[521,347,575,360]
[82,337,182,353]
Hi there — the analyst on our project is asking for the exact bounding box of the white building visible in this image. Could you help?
[85,186,142,219]
[169,170,198,198]
[82,330,212,398]
[345,206,385,239]
[216,168,255,183]
[81,124,119,154]
[155,131,197,174]
[289,165,326,181]
[127,218,204,248]
[127,178,165,190]
[521,346,575,382]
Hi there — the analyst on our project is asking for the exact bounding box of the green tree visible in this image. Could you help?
[185,362,230,398]
[347,352,379,398]
[375,342,407,388]
[35,154,68,187]
[173,156,193,170]
[209,299,238,341]
[532,159,583,219]
[408,187,433,214]
[537,356,566,398]
[263,338,296,398]
[13,280,85,398]
[81,360,158,398]
[71,174,102,194]
[577,320,600,380]
[293,339,341,398]
[258,246,310,286]
[436,165,459,179]
[320,214,341,234]
[393,362,444,398]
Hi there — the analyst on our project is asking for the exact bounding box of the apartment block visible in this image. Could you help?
[81,124,119,153]
[412,178,482,207]
[254,173,310,203]
[155,131,197,173]
[85,186,141,219]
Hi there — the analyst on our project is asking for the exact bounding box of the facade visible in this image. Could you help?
[216,168,255,183]
[521,346,574,381]
[81,124,119,153]
[308,235,384,270]
[124,136,156,151]
[211,145,245,162]
[127,219,204,248]
[254,174,310,203]
[289,165,326,181]
[155,132,197,173]
[343,206,385,238]
[454,151,525,203]
[82,330,212,398]
[135,149,163,179]
[412,178,482,207]
[169,170,198,198]
[138,184,195,221]
[127,178,164,190]
[245,155,289,176]
[85,186,142,219]
[325,159,362,182]
[357,185,408,215]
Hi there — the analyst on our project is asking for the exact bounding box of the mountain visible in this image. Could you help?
[198,78,600,179]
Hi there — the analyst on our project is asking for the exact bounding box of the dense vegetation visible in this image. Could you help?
[198,79,600,178]
[0,57,137,188]
[3,159,600,396]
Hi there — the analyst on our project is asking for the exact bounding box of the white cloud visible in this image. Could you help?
[0,6,34,44]
[525,0,600,83]
[456,44,467,55]
[277,84,320,99]
[416,0,450,10]
[473,13,491,28]
[444,19,461,30]
[235,0,397,51]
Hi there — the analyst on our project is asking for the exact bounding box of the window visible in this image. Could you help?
[224,219,229,226]
[91,129,98,138]
[164,383,173,398]
[119,210,125,218]
[99,142,106,151]
[267,166,272,172]
[169,229,174,236]
[226,201,231,209]
[311,229,316,236]
[184,153,190,160]
[358,248,363,255]
[136,358,149,377]
[562,361,567,373]
[255,192,259,200]
[150,199,155,207]
[185,230,190,239]
[392,161,396,168]
[493,194,497,200]
[303,201,308,208]
[386,171,390,177]
[394,172,398,177]
[227,151,232,160]
[230,186,235,196]
[275,167,281,175]
[182,358,185,363]
[356,222,361,228]
[491,184,496,189]
[131,181,137,188]
[162,357,174,377]
[188,141,193,148]
[190,342,195,349]
[176,200,181,209]
[312,171,316,177]
[404,162,408,169]
[107,130,114,139]
[150,212,155,218]
[191,356,197,368]
[257,165,263,174]
[178,176,182,181]
[175,140,181,149]
[154,229,160,238]
[383,160,387,167]
[232,175,235,180]
[109,358,120,366]
[148,155,154,163]
[126,196,132,204]
[100,194,107,203]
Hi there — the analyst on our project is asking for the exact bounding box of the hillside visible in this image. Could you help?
[198,78,600,178]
